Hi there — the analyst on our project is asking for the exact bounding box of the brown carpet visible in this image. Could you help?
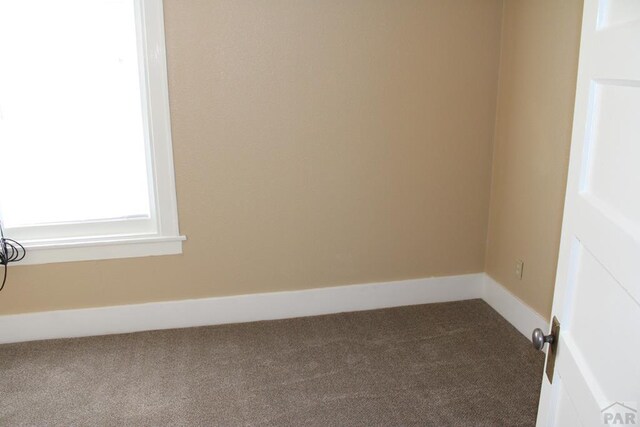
[0,299,543,426]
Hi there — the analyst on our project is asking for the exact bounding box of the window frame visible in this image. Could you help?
[2,0,185,265]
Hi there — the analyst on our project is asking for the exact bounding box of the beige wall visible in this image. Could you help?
[0,0,503,315]
[485,0,583,317]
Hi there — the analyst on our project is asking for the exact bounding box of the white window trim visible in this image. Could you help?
[8,0,185,266]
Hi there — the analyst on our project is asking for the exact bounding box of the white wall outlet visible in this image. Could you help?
[515,259,524,280]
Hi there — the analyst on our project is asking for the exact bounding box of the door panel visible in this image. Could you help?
[584,82,640,224]
[568,246,640,400]
[596,0,640,30]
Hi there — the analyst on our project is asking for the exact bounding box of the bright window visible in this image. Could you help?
[0,0,184,264]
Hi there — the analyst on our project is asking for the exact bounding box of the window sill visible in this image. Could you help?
[14,235,186,266]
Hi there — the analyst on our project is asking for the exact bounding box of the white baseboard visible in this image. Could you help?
[0,273,549,345]
[482,274,549,337]
[0,273,484,344]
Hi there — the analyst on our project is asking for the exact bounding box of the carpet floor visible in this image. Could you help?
[0,299,543,426]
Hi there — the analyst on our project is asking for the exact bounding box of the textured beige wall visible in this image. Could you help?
[0,0,503,315]
[485,0,583,318]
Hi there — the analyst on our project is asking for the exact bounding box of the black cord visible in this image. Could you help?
[0,221,26,292]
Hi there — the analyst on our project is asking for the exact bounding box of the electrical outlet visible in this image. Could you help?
[515,259,524,280]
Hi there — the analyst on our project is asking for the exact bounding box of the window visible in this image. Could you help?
[0,0,184,265]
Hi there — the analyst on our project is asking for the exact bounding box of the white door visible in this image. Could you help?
[535,0,640,426]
